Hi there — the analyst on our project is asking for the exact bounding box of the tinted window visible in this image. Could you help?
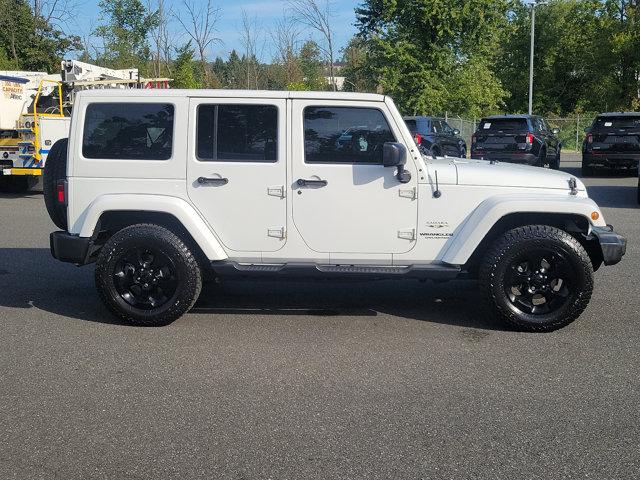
[304,107,396,164]
[593,116,640,132]
[479,118,528,133]
[404,119,417,132]
[197,104,278,162]
[83,103,174,160]
[441,121,454,135]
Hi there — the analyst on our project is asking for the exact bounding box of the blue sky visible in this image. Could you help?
[73,0,360,61]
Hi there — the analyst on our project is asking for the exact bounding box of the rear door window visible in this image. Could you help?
[82,103,174,160]
[196,104,278,162]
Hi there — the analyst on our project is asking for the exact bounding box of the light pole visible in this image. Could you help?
[528,1,546,115]
[528,3,535,115]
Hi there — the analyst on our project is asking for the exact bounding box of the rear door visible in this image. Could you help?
[186,98,287,253]
[590,116,640,154]
[474,118,529,155]
[291,100,418,256]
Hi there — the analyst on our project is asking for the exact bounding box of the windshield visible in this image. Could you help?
[592,116,640,132]
[479,118,528,133]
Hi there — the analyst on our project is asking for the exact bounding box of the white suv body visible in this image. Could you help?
[46,89,626,330]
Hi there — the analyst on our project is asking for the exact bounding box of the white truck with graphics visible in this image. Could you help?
[45,90,626,331]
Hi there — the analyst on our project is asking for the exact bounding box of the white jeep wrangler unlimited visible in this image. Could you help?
[44,90,626,331]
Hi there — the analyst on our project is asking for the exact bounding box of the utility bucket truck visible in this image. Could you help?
[0,60,170,193]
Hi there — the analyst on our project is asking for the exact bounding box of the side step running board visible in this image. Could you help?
[211,261,461,281]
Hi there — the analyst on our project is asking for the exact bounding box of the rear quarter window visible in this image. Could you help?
[82,103,174,160]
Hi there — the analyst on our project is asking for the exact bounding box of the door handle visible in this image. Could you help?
[197,176,228,186]
[297,178,328,187]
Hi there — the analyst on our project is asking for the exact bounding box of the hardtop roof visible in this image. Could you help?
[76,89,387,102]
[481,114,536,120]
[596,112,640,117]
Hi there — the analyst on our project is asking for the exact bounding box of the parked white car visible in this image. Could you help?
[44,90,626,331]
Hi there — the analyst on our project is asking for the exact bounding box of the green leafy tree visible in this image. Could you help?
[299,40,325,90]
[340,37,377,93]
[355,0,511,116]
[94,0,159,72]
[0,0,80,72]
[172,42,200,89]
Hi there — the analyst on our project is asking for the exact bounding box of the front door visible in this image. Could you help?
[187,98,287,253]
[291,100,418,255]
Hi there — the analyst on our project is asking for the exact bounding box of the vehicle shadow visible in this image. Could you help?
[0,248,508,332]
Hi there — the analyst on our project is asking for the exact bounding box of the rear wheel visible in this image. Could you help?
[550,148,561,170]
[95,224,202,326]
[581,156,595,177]
[480,225,593,332]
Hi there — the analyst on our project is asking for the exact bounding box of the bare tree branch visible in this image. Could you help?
[287,0,336,90]
[175,0,221,86]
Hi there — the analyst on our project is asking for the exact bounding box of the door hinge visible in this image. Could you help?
[398,229,416,241]
[267,185,286,198]
[399,187,417,200]
[268,227,286,239]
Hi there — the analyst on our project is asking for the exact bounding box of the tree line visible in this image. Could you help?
[0,0,638,117]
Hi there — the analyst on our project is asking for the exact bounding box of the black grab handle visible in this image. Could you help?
[297,178,328,187]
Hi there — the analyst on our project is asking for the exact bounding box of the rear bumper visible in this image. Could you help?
[591,226,627,266]
[50,231,93,265]
[471,152,538,165]
[583,152,640,168]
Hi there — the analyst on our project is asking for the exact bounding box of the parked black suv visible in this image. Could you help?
[582,112,640,176]
[403,116,466,158]
[471,115,561,169]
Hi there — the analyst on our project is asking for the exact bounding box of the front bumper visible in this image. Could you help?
[50,231,93,265]
[591,225,627,266]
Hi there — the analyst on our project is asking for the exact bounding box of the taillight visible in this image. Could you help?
[413,133,422,146]
[56,180,66,204]
[587,133,593,144]
[526,132,534,145]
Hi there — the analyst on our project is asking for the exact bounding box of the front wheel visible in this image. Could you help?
[95,224,202,326]
[479,225,594,332]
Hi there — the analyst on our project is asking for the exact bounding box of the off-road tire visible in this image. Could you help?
[550,148,561,170]
[581,157,595,177]
[43,138,68,230]
[0,176,38,193]
[479,225,594,332]
[95,224,202,326]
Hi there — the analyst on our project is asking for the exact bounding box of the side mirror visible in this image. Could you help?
[382,142,411,183]
[453,129,460,136]
[552,128,560,135]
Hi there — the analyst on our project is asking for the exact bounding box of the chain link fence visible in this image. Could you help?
[434,113,598,153]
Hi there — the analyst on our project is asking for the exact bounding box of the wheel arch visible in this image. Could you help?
[440,195,607,272]
[75,194,228,262]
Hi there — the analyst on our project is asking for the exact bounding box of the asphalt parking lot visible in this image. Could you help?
[0,153,638,479]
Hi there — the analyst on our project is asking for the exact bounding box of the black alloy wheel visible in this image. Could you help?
[113,247,179,310]
[504,249,575,316]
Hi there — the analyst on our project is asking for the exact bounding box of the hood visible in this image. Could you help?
[452,158,586,192]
